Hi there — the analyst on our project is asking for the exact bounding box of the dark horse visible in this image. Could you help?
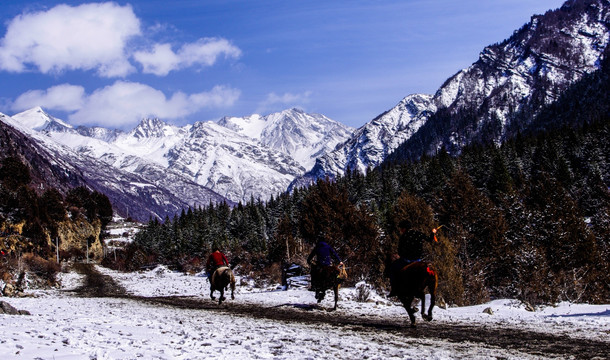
[209,266,235,305]
[311,264,347,310]
[387,256,437,327]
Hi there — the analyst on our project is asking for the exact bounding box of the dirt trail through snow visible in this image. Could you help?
[72,264,609,360]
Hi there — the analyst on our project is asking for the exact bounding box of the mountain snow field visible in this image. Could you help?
[1,265,608,359]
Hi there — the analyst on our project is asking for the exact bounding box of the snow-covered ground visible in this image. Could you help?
[1,265,608,359]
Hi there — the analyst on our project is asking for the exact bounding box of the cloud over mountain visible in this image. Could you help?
[12,82,241,129]
[0,2,244,129]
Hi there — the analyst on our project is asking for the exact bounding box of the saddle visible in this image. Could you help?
[211,266,229,284]
[310,264,345,290]
[399,260,422,272]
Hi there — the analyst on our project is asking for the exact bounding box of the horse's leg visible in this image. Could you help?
[424,288,436,322]
[210,271,216,300]
[220,283,226,303]
[333,284,338,310]
[218,288,225,305]
[230,279,235,300]
[419,292,427,319]
[400,296,417,327]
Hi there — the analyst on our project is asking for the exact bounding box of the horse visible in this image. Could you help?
[209,266,235,305]
[310,263,347,310]
[387,255,438,327]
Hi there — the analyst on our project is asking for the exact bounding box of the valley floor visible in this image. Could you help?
[1,264,608,359]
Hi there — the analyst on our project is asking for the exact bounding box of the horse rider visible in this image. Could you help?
[307,237,343,291]
[206,247,229,278]
[388,220,437,296]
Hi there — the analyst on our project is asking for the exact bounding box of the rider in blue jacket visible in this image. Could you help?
[308,240,342,266]
[307,239,343,290]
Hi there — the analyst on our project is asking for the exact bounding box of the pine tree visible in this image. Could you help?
[390,191,463,304]
[299,178,378,281]
[0,156,31,191]
[438,170,508,304]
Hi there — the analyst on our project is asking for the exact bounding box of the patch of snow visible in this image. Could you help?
[1,265,607,359]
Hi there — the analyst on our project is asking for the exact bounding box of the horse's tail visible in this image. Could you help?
[229,269,236,291]
[218,268,235,291]
[425,265,438,294]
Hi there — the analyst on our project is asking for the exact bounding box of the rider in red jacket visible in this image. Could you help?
[206,247,229,277]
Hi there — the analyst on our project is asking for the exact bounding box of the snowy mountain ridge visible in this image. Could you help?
[290,94,434,189]
[4,107,353,217]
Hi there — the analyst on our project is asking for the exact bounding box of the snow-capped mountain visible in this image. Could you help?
[3,107,352,218]
[411,0,610,154]
[0,112,89,194]
[290,94,434,189]
[294,0,610,185]
[218,108,353,169]
[163,120,305,203]
[10,107,73,132]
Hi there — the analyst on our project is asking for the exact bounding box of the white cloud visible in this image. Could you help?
[132,44,180,77]
[11,82,240,129]
[0,3,141,77]
[258,91,312,113]
[133,38,241,76]
[0,3,242,78]
[1,3,244,129]
[70,81,240,128]
[12,84,85,112]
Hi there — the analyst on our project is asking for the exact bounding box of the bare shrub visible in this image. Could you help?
[179,256,203,274]
[22,253,60,283]
[355,282,372,302]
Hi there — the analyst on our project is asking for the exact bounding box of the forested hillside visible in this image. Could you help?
[0,156,113,293]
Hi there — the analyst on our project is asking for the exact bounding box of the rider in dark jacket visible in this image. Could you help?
[308,240,342,266]
[389,220,436,296]
[397,220,436,263]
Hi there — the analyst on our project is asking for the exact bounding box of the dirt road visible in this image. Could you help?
[72,263,609,360]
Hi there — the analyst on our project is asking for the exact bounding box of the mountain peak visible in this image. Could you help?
[12,106,72,131]
[285,107,305,115]
[295,0,610,184]
[216,108,353,170]
[130,117,173,139]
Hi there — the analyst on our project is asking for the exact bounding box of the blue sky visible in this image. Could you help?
[0,0,566,130]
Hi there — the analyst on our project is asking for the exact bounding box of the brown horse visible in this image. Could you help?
[210,266,235,305]
[388,257,438,327]
[310,264,347,310]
